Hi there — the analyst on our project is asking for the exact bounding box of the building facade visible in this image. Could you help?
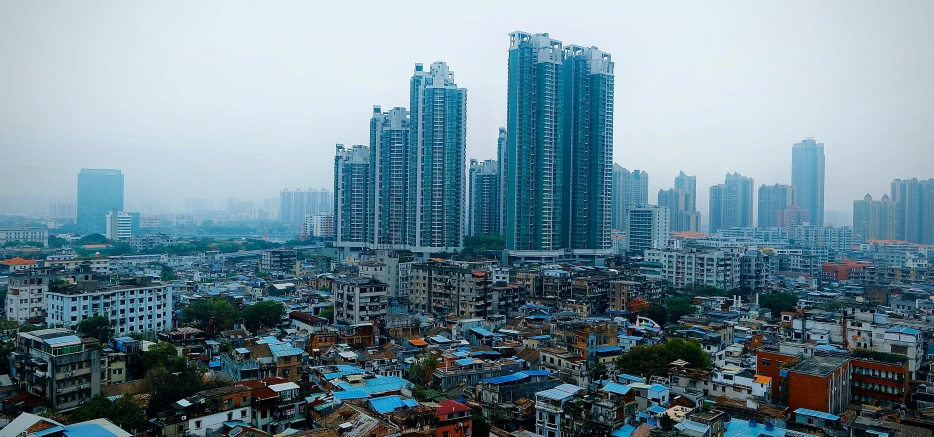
[45,276,173,335]
[333,278,388,325]
[658,188,700,233]
[77,168,124,233]
[469,159,501,236]
[408,62,467,252]
[708,172,754,234]
[333,144,372,247]
[853,193,897,241]
[370,106,411,246]
[612,166,649,232]
[890,178,934,244]
[5,268,52,323]
[0,228,49,247]
[10,329,102,410]
[105,210,132,241]
[758,184,796,229]
[792,138,826,227]
[505,31,614,254]
[627,205,671,254]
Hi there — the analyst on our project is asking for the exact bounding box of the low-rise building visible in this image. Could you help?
[9,328,102,410]
[0,227,49,247]
[152,385,253,437]
[333,277,388,325]
[5,268,53,323]
[45,275,173,336]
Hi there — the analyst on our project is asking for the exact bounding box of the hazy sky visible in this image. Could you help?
[1,1,932,222]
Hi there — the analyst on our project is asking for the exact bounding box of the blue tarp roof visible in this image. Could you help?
[529,335,551,340]
[335,375,411,395]
[612,425,637,437]
[484,370,551,384]
[794,408,840,421]
[235,348,250,354]
[619,374,647,383]
[596,346,623,353]
[431,335,452,343]
[368,395,419,414]
[646,405,668,414]
[455,358,475,366]
[269,343,304,358]
[62,424,123,437]
[649,384,668,392]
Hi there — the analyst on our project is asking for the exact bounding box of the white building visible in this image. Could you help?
[45,276,173,335]
[0,228,49,247]
[535,384,584,437]
[303,213,334,239]
[5,269,52,323]
[627,206,670,254]
[795,225,852,251]
[105,210,132,240]
[643,248,741,291]
[333,277,388,324]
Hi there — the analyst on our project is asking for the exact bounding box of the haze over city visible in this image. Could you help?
[1,1,932,223]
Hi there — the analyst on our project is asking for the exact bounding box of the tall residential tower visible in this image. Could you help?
[709,172,754,234]
[791,138,825,226]
[469,159,501,237]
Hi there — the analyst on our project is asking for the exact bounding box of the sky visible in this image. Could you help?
[1,1,932,223]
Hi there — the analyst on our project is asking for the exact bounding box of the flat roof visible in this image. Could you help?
[791,355,850,376]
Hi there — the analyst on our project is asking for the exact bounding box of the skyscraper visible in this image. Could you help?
[658,188,700,232]
[408,62,467,252]
[611,166,648,232]
[77,168,124,234]
[708,172,754,234]
[496,127,508,236]
[674,170,697,212]
[791,138,825,226]
[627,205,671,254]
[333,144,372,246]
[853,193,897,241]
[891,178,934,244]
[370,105,410,246]
[505,32,566,252]
[564,44,614,251]
[469,159,501,236]
[757,184,796,228]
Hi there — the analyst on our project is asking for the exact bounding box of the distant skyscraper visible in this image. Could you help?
[853,193,897,241]
[674,171,697,212]
[333,144,372,246]
[49,201,76,221]
[77,168,124,234]
[279,189,294,224]
[891,178,934,244]
[408,62,467,252]
[611,166,648,232]
[757,184,796,228]
[370,105,410,246]
[279,188,331,224]
[496,127,508,235]
[469,159,501,236]
[708,172,754,234]
[504,31,614,253]
[791,138,825,226]
[777,205,810,236]
[658,188,700,232]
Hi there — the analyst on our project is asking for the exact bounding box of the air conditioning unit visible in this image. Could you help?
[56,389,62,393]
[181,416,187,421]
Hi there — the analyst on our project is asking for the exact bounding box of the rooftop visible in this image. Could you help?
[790,355,850,376]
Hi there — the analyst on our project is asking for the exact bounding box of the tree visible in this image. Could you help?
[160,265,178,281]
[471,406,491,437]
[142,342,178,370]
[458,234,506,260]
[758,292,799,314]
[666,297,697,323]
[181,298,238,333]
[588,362,608,381]
[47,236,68,248]
[241,301,286,331]
[77,233,108,245]
[644,303,667,326]
[614,338,712,378]
[76,316,113,343]
[67,396,146,431]
[146,364,230,416]
[319,307,334,323]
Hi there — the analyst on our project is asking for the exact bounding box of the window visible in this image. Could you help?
[241,410,247,418]
[195,420,202,429]
[761,358,770,367]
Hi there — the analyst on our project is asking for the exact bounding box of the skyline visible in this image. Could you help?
[1,1,933,222]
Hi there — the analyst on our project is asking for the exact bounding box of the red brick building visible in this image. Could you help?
[786,355,851,415]
[435,400,471,437]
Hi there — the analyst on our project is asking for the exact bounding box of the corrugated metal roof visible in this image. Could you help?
[368,395,419,414]
[794,408,840,421]
[601,382,632,395]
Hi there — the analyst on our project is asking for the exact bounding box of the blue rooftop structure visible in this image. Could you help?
[368,395,419,414]
[335,375,412,395]
[333,390,370,400]
[269,343,304,358]
[256,336,281,344]
[529,335,551,340]
[723,418,819,437]
[455,358,475,366]
[612,424,637,437]
[618,374,647,384]
[471,327,495,337]
[886,327,920,336]
[646,405,668,414]
[600,382,632,395]
[483,370,551,385]
[596,346,623,353]
[44,335,81,345]
[235,348,250,354]
[431,336,452,343]
[648,384,668,392]
[794,408,840,421]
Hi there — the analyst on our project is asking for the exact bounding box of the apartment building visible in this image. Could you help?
[44,256,111,274]
[5,268,54,323]
[10,329,102,410]
[0,227,49,247]
[333,277,388,325]
[410,260,491,318]
[643,248,741,291]
[152,385,253,437]
[45,276,173,335]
